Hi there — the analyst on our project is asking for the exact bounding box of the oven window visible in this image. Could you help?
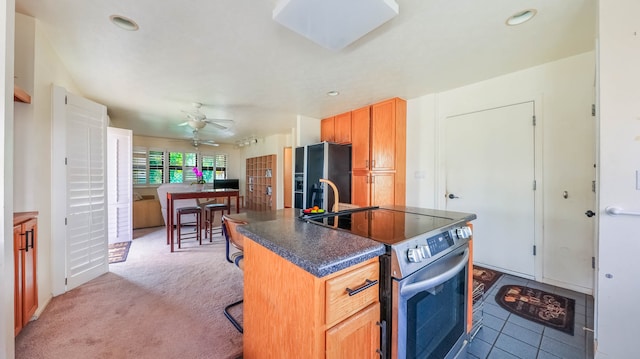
[405,269,466,359]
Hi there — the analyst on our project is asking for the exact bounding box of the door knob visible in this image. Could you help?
[448,193,459,199]
[585,210,596,218]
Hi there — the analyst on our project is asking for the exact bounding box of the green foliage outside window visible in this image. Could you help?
[148,150,164,185]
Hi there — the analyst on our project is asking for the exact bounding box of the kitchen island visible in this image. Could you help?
[236,208,386,277]
[236,208,386,358]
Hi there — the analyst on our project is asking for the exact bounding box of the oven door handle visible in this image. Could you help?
[399,249,469,298]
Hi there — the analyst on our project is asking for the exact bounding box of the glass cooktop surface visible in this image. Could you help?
[304,207,463,246]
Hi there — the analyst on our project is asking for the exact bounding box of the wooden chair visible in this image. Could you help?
[176,207,201,248]
[203,202,229,240]
[221,215,247,333]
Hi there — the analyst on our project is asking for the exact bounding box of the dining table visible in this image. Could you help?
[166,188,240,252]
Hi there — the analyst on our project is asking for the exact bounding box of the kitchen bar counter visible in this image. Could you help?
[236,209,386,277]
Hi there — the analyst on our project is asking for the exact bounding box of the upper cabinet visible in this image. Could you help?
[321,98,406,207]
[351,98,406,207]
[370,99,403,171]
[334,111,352,144]
[351,106,371,171]
[321,116,335,142]
[321,111,351,144]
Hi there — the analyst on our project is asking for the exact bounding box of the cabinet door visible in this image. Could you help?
[321,117,335,142]
[334,111,352,144]
[351,171,370,207]
[371,99,397,171]
[13,224,23,335]
[326,302,381,359]
[351,106,370,171]
[22,218,38,326]
[371,172,395,206]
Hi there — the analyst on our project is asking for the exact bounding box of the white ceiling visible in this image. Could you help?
[15,0,595,145]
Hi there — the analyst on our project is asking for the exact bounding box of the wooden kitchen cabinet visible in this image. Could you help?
[334,111,352,144]
[351,172,396,207]
[370,172,396,207]
[351,98,406,206]
[321,116,335,142]
[351,171,371,207]
[14,212,38,336]
[321,112,351,144]
[244,239,382,358]
[326,302,381,359]
[351,106,371,171]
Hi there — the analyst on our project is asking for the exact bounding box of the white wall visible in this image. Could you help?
[13,13,83,326]
[407,51,596,292]
[595,1,640,357]
[405,94,438,208]
[296,114,320,147]
[1,1,16,357]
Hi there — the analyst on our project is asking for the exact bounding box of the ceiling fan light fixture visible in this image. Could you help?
[188,119,207,130]
[506,9,537,26]
[109,15,139,31]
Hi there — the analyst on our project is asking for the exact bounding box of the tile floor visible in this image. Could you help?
[465,273,594,359]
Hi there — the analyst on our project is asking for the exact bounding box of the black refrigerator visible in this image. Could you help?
[294,142,351,210]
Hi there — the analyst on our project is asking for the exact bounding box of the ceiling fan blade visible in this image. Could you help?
[201,142,219,147]
[178,121,189,126]
[204,121,229,130]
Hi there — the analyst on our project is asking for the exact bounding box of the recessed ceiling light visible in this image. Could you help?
[110,15,139,31]
[506,9,537,26]
[327,91,339,97]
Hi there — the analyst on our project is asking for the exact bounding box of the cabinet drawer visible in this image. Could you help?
[326,262,379,327]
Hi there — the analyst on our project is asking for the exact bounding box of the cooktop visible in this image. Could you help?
[301,206,475,246]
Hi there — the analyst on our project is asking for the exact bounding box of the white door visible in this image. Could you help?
[445,102,535,278]
[107,127,132,244]
[542,95,596,293]
[51,86,108,294]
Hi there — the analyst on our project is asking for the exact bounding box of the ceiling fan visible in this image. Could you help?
[178,102,233,130]
[190,129,219,148]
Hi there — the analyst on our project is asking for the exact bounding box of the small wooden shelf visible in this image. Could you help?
[14,84,31,104]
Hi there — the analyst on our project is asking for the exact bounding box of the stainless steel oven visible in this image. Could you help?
[392,243,469,359]
[302,206,476,359]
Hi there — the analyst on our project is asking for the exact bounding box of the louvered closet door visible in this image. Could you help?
[107,127,132,244]
[65,92,109,291]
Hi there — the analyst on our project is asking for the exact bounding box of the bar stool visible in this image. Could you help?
[204,202,229,240]
[176,206,202,248]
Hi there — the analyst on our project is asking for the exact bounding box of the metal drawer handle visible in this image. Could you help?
[345,279,378,296]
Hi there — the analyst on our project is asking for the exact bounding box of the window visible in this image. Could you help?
[132,147,147,185]
[202,154,228,181]
[148,150,164,184]
[168,152,184,183]
[132,148,227,186]
[184,152,198,183]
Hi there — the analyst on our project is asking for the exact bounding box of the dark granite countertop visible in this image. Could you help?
[235,209,386,278]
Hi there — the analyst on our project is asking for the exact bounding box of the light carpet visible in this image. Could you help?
[15,226,243,359]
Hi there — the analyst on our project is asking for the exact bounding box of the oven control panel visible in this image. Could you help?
[406,225,472,264]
